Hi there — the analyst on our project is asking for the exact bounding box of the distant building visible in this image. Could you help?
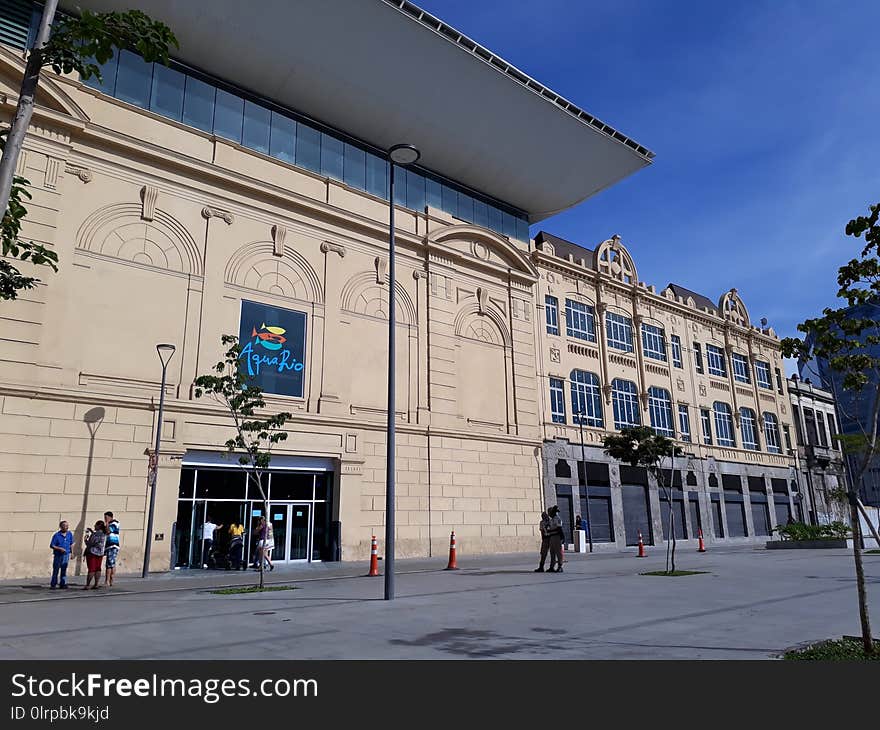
[800,301,880,507]
[787,375,849,523]
[533,231,800,549]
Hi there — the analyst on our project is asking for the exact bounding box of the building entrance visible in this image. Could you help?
[173,452,335,569]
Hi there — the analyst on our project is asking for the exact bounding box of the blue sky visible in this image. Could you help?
[418,0,880,368]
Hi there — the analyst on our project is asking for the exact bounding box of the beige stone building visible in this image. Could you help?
[532,231,802,549]
[0,1,654,578]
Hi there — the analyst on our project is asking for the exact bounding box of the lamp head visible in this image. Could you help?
[156,343,176,368]
[389,144,420,165]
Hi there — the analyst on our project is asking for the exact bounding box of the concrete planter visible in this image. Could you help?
[766,539,848,550]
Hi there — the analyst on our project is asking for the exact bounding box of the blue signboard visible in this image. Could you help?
[238,300,307,397]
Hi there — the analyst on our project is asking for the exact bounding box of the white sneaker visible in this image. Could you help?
[203,564,208,568]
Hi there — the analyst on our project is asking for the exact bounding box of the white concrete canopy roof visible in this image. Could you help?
[65,0,653,222]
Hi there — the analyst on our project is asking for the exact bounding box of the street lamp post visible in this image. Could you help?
[575,408,594,552]
[142,343,176,578]
[385,143,420,601]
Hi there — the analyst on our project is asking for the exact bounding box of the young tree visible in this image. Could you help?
[194,335,291,589]
[604,425,682,573]
[0,132,56,300]
[0,4,177,299]
[781,201,879,655]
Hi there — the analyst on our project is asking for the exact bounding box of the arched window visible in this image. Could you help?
[763,412,782,454]
[740,407,759,450]
[647,386,673,437]
[612,379,640,430]
[570,370,603,428]
[713,402,735,447]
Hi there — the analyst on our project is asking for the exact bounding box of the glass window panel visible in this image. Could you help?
[269,112,296,163]
[441,184,458,215]
[545,295,559,336]
[605,312,634,353]
[671,335,683,368]
[295,123,321,172]
[515,217,530,244]
[84,51,118,95]
[392,166,407,206]
[426,177,442,209]
[182,75,215,132]
[571,370,603,428]
[149,63,185,121]
[314,473,329,501]
[242,100,271,154]
[612,379,641,429]
[678,404,691,442]
[320,133,344,179]
[178,468,195,499]
[457,191,474,222]
[114,49,153,108]
[343,143,366,191]
[473,199,489,229]
[502,211,517,238]
[641,323,667,361]
[565,299,596,342]
[270,472,314,501]
[213,89,244,143]
[732,353,751,384]
[487,205,503,234]
[366,152,387,198]
[195,469,246,500]
[755,361,773,389]
[648,387,674,437]
[550,377,566,424]
[407,170,427,212]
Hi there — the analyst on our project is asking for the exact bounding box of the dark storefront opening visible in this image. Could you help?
[688,491,702,536]
[578,463,614,542]
[621,465,652,546]
[660,484,688,541]
[711,493,724,538]
[555,488,574,543]
[722,474,747,537]
[174,458,335,569]
[748,476,771,536]
[771,478,792,527]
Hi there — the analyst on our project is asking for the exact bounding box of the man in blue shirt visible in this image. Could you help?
[50,520,74,589]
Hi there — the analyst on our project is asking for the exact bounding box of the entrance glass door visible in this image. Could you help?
[268,503,311,562]
[268,505,288,562]
[289,504,310,561]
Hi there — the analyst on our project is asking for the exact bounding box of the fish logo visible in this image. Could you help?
[252,322,287,351]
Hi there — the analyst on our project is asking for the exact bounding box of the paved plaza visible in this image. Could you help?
[1,547,878,660]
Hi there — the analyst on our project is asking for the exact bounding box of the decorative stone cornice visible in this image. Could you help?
[64,164,92,183]
[412,269,428,280]
[320,241,346,257]
[201,206,234,224]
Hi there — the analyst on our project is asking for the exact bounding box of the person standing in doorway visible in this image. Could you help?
[534,511,551,572]
[49,520,74,589]
[83,520,107,589]
[201,516,220,569]
[103,511,120,587]
[547,505,564,573]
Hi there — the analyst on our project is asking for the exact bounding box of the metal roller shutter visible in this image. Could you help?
[622,484,652,546]
[688,492,702,536]
[660,489,687,540]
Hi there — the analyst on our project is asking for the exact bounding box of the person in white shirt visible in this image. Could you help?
[201,517,222,568]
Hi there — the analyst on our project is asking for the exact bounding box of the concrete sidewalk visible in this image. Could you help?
[2,546,877,659]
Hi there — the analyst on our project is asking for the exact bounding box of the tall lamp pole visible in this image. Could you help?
[385,143,420,601]
[142,343,176,578]
[575,405,593,552]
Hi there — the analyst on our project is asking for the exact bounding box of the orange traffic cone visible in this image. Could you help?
[367,535,379,576]
[445,530,459,570]
[637,530,646,558]
[697,528,707,553]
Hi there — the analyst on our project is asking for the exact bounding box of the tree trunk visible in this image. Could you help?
[849,495,874,653]
[0,0,58,217]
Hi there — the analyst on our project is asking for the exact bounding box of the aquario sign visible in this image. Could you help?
[238,300,307,397]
